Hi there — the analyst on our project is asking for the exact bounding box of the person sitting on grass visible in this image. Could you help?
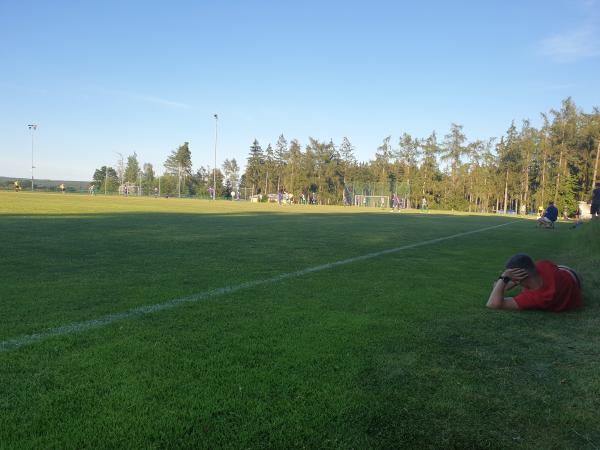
[486,253,582,311]
[537,201,558,228]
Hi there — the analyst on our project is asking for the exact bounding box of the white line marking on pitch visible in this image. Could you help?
[0,221,518,353]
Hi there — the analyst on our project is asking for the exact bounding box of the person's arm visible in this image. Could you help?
[486,278,518,309]
[485,268,528,310]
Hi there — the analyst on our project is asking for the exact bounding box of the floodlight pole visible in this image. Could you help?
[28,124,37,191]
[213,114,218,200]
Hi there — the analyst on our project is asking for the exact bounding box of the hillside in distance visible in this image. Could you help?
[0,176,90,191]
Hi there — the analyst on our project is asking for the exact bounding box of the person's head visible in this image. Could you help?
[505,253,537,278]
[548,201,554,206]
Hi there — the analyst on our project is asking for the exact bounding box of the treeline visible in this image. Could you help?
[92,98,600,212]
[243,98,599,213]
[91,143,240,198]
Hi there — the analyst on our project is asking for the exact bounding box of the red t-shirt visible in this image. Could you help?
[514,261,582,312]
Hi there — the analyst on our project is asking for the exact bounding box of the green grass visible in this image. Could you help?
[1,192,598,449]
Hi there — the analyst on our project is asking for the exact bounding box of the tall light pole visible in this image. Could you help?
[27,124,37,191]
[213,114,218,200]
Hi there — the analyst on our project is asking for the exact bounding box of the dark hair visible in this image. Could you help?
[505,253,536,277]
[548,201,554,205]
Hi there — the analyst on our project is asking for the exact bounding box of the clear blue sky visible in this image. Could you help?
[1,0,599,180]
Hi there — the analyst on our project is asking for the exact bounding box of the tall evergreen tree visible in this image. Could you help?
[374,136,393,192]
[274,135,288,191]
[264,144,275,193]
[164,142,192,176]
[418,131,441,200]
[245,139,264,194]
[441,124,468,209]
[395,133,420,206]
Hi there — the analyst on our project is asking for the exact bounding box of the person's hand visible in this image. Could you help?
[501,268,528,283]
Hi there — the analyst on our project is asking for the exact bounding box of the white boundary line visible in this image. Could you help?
[0,221,518,353]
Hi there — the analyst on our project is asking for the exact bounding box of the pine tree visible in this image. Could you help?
[245,139,264,194]
[164,142,192,176]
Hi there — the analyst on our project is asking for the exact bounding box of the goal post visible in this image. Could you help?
[344,180,410,208]
[354,195,390,208]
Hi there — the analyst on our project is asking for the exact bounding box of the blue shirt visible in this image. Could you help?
[592,187,600,204]
[545,205,558,222]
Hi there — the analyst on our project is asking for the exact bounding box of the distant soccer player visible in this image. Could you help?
[486,253,581,312]
[391,193,399,211]
[591,182,600,219]
[421,196,428,212]
[343,188,350,206]
[537,201,558,228]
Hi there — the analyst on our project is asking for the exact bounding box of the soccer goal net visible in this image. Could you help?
[354,195,390,208]
[118,183,140,196]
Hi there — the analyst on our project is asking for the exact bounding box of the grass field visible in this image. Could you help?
[1,192,599,449]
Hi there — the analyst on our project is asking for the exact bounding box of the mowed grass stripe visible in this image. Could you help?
[0,221,517,353]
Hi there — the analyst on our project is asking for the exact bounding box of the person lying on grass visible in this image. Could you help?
[486,253,582,311]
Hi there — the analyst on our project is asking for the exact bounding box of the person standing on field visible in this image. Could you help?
[391,193,399,211]
[591,182,600,219]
